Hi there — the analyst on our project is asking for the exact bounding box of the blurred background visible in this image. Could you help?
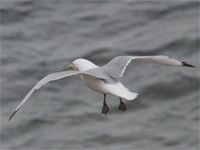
[1,1,199,150]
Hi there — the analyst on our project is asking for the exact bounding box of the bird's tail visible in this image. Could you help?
[117,89,138,100]
[107,82,138,100]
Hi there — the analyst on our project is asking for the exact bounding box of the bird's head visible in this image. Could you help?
[67,58,98,71]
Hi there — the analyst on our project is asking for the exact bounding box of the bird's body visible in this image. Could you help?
[81,74,106,94]
[9,55,195,120]
[75,59,138,100]
[82,74,137,100]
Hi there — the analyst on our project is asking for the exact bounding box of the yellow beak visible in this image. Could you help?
[67,64,73,69]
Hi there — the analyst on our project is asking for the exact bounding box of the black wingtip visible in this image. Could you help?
[182,62,195,68]
[8,108,20,121]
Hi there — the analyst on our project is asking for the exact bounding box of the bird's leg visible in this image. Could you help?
[118,97,127,112]
[101,94,109,115]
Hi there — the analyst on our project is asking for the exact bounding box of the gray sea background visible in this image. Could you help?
[1,1,199,150]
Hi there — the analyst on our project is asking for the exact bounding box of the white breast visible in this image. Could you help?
[81,75,109,94]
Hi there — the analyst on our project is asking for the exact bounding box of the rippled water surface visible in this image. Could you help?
[1,1,199,150]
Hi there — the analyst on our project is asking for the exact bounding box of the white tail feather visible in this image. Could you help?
[107,82,138,100]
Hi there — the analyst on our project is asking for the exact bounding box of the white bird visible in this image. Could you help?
[9,55,194,120]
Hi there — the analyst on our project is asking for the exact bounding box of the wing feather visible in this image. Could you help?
[9,69,107,121]
[102,55,194,78]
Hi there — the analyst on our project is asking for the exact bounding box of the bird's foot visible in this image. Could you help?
[118,100,127,113]
[102,103,109,115]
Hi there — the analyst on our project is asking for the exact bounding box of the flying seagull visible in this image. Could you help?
[9,55,194,121]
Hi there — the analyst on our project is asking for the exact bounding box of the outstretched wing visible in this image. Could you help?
[102,55,195,78]
[9,69,107,121]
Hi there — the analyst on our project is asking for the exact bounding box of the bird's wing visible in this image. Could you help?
[9,70,107,121]
[102,55,195,78]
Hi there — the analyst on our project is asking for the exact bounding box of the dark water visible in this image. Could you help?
[1,1,199,150]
